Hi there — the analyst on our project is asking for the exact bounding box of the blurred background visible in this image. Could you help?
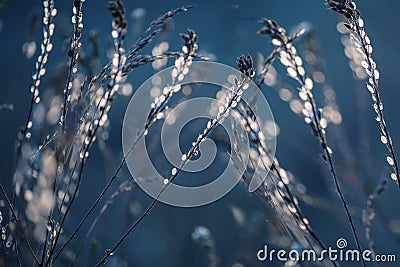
[1,0,400,266]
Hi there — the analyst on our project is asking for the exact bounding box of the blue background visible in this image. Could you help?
[1,0,400,266]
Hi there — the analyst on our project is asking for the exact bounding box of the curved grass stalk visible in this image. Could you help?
[258,18,365,267]
[325,0,400,188]
[94,55,255,266]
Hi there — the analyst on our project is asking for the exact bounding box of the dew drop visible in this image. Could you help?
[320,118,328,129]
[46,43,53,52]
[39,68,46,76]
[366,45,373,54]
[279,56,290,67]
[295,56,302,66]
[374,70,380,80]
[361,60,368,69]
[287,67,297,78]
[156,112,164,120]
[105,249,115,256]
[299,222,306,230]
[387,156,394,166]
[380,135,388,144]
[366,84,374,94]
[299,91,307,101]
[171,168,177,176]
[362,33,370,44]
[297,66,305,76]
[358,18,364,28]
[305,78,313,90]
[111,30,118,39]
[173,84,181,92]
[304,101,312,111]
[272,38,282,46]
[171,68,178,78]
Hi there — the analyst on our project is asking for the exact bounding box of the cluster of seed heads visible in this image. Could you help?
[60,0,85,129]
[168,55,254,184]
[146,29,199,131]
[232,103,332,259]
[327,0,399,185]
[22,0,56,141]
